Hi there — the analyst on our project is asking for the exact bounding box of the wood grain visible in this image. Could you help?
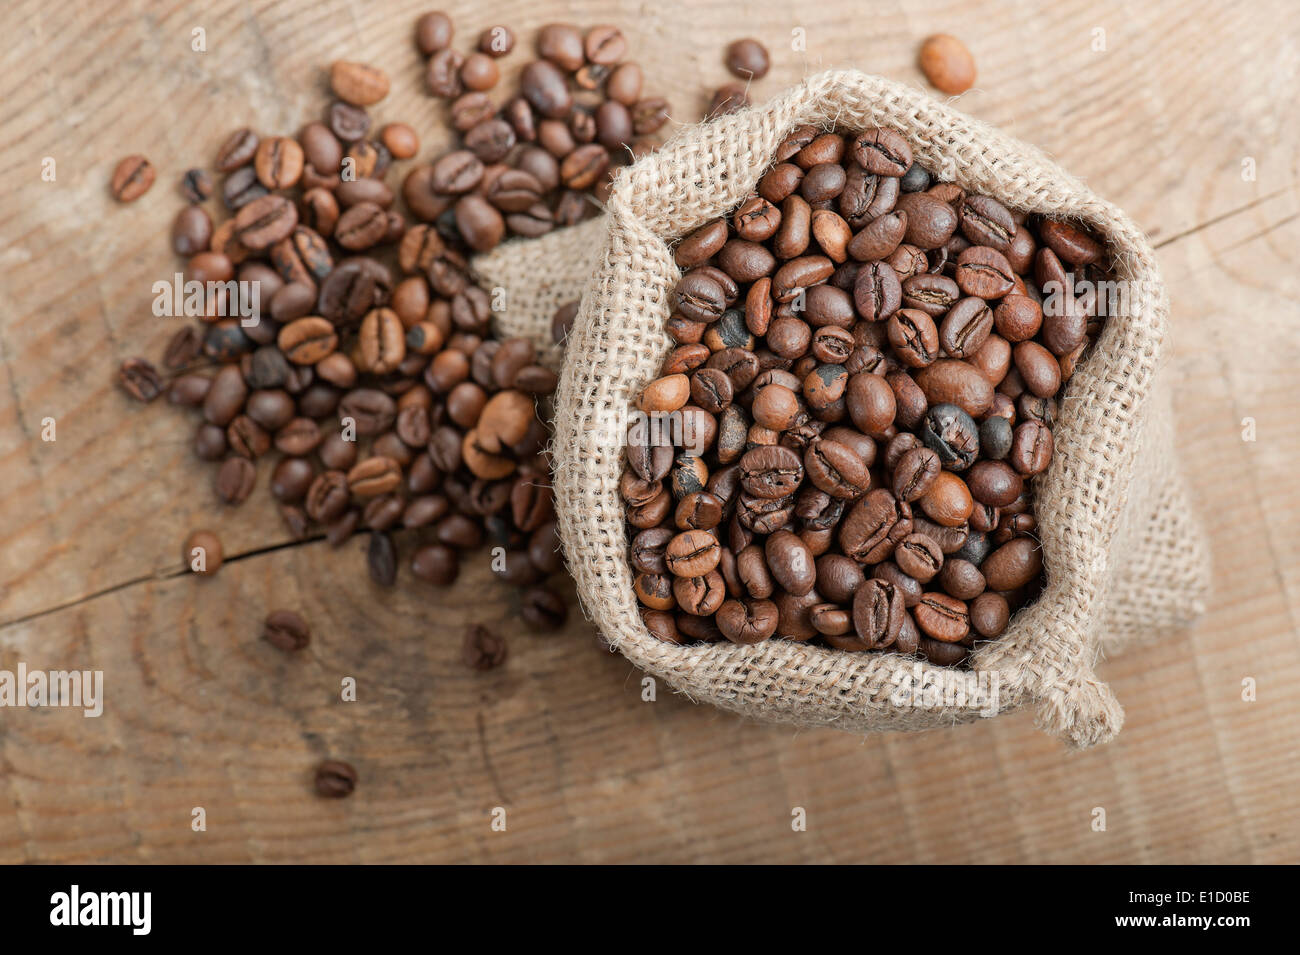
[0,0,1297,863]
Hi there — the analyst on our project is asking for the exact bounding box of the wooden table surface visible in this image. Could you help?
[1,0,1297,864]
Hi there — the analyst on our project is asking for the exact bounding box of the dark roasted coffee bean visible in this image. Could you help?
[215,456,256,505]
[979,415,1013,461]
[804,438,870,498]
[850,578,905,648]
[118,358,163,402]
[970,592,1011,637]
[893,446,941,502]
[264,610,310,652]
[840,488,911,564]
[366,531,397,586]
[521,587,567,630]
[315,759,358,798]
[1008,420,1054,475]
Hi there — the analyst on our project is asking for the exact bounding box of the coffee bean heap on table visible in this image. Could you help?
[121,14,680,639]
[412,17,669,241]
[625,124,1111,665]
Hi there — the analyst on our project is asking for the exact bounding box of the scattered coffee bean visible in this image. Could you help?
[184,529,224,575]
[263,609,311,651]
[919,34,976,95]
[314,759,358,798]
[111,155,155,202]
[463,624,507,670]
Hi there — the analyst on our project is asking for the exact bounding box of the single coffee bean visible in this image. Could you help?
[893,446,941,501]
[764,530,815,596]
[970,592,1011,637]
[841,488,912,564]
[919,470,974,527]
[851,578,906,649]
[725,37,770,78]
[264,610,310,652]
[184,529,223,575]
[920,402,980,471]
[982,537,1043,591]
[1008,420,1054,475]
[348,456,403,497]
[713,598,776,644]
[367,531,397,587]
[118,358,163,402]
[215,456,256,505]
[111,154,155,201]
[938,558,985,601]
[915,591,970,642]
[966,460,1024,508]
[462,628,506,670]
[330,60,389,106]
[954,245,1015,299]
[315,759,358,798]
[918,34,976,94]
[894,532,944,582]
[521,587,567,630]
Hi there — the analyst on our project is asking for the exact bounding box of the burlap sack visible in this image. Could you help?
[476,69,1210,747]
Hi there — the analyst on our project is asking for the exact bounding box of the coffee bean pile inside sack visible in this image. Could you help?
[624,124,1111,666]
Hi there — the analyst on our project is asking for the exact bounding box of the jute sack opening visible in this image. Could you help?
[475,69,1210,747]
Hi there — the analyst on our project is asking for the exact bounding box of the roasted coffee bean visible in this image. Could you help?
[716,598,779,644]
[521,59,572,118]
[919,470,973,527]
[665,529,721,577]
[215,456,256,505]
[846,371,896,435]
[426,48,466,97]
[183,529,224,576]
[852,128,912,177]
[263,610,310,652]
[805,438,870,498]
[894,532,944,583]
[118,358,163,402]
[887,308,939,368]
[893,446,941,501]
[850,578,906,648]
[853,261,902,322]
[920,402,979,471]
[674,569,727,616]
[841,488,911,564]
[725,37,770,78]
[765,530,816,596]
[919,34,976,95]
[254,136,304,190]
[1008,420,1054,475]
[315,760,358,798]
[914,360,993,418]
[970,592,1011,637]
[111,154,155,201]
[915,592,970,642]
[739,445,803,498]
[366,531,398,586]
[966,460,1024,508]
[895,192,958,250]
[216,128,259,172]
[278,317,338,365]
[462,623,506,670]
[982,538,1043,591]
